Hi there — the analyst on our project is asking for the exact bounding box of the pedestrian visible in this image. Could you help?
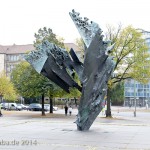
[68,106,73,116]
[101,107,105,116]
[64,105,68,116]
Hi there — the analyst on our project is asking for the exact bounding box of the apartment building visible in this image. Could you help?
[0,46,5,73]
[0,43,81,77]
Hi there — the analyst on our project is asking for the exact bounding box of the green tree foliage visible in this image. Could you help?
[34,27,65,48]
[106,25,150,84]
[0,72,17,101]
[105,25,150,116]
[11,61,63,98]
[110,82,124,105]
[11,62,81,110]
[11,61,64,114]
[11,61,43,98]
[73,26,150,115]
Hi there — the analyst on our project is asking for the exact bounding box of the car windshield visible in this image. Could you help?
[29,103,41,107]
[31,103,39,105]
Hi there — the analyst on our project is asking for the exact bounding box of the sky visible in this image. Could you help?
[0,0,150,45]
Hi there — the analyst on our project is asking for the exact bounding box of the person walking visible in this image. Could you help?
[68,106,73,116]
[64,105,68,116]
[101,107,105,116]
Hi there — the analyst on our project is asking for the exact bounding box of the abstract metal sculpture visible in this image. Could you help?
[25,10,115,131]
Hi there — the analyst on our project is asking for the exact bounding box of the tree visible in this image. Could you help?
[75,25,150,117]
[33,27,71,112]
[105,25,150,117]
[46,81,64,113]
[110,82,124,105]
[34,27,65,48]
[0,71,17,102]
[11,61,64,115]
[11,62,40,98]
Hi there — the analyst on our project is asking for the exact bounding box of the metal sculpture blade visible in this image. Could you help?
[25,41,82,93]
[25,10,115,131]
[69,10,115,130]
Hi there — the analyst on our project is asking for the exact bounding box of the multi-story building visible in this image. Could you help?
[0,43,81,104]
[0,45,5,73]
[124,29,150,107]
[0,43,81,77]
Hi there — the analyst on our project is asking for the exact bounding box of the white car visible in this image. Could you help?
[53,106,58,111]
[44,104,58,111]
[4,103,22,111]
[17,104,28,110]
[16,104,22,111]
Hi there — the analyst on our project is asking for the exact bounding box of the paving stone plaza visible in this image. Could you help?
[0,107,150,150]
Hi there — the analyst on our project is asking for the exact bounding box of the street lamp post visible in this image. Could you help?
[134,80,136,117]
[134,97,140,117]
[130,97,138,117]
[134,97,136,117]
[132,79,139,117]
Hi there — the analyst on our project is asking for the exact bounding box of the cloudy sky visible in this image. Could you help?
[0,0,150,45]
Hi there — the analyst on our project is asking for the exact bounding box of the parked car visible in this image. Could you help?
[44,104,50,111]
[44,104,58,111]
[3,103,22,111]
[16,104,22,111]
[17,104,28,110]
[0,103,5,109]
[28,103,42,111]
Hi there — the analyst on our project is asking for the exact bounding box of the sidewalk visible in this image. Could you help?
[0,108,150,150]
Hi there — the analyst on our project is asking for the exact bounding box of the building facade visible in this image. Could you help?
[0,43,81,77]
[124,29,150,107]
[0,54,5,73]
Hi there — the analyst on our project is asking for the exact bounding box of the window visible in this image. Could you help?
[138,84,143,88]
